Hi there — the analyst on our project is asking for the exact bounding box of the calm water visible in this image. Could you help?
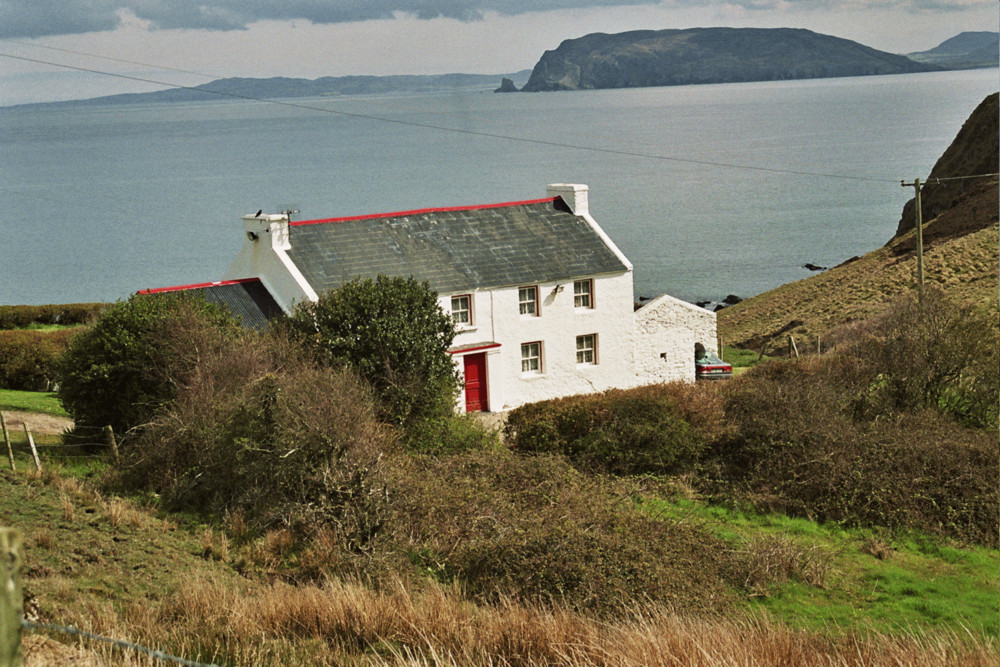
[1,69,996,306]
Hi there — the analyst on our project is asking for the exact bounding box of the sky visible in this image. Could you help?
[0,0,996,106]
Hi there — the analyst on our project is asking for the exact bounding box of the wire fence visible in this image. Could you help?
[2,411,125,469]
[22,619,220,667]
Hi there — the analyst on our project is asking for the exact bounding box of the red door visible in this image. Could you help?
[463,353,488,412]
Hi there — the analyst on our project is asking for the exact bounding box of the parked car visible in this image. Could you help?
[695,349,732,380]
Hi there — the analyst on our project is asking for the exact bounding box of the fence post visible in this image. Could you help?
[1,527,24,667]
[22,427,40,472]
[788,335,800,358]
[104,426,120,466]
[1,413,13,472]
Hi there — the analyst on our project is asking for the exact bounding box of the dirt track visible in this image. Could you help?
[2,410,74,435]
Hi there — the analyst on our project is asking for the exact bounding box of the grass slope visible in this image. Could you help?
[719,180,998,350]
[2,456,996,665]
[0,389,67,417]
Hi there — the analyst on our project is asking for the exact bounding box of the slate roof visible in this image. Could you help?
[286,197,629,295]
[138,278,283,330]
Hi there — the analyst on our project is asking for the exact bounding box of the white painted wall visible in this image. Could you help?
[444,270,637,411]
[223,214,317,313]
[634,294,718,385]
[219,188,718,413]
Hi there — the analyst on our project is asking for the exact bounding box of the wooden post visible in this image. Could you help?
[1,527,24,667]
[104,426,120,466]
[788,335,800,358]
[817,334,822,355]
[22,427,40,472]
[1,413,13,472]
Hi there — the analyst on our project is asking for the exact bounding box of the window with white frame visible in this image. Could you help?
[576,334,597,364]
[521,341,542,374]
[518,286,539,316]
[573,279,593,309]
[451,294,472,326]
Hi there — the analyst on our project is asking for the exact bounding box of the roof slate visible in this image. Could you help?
[286,198,628,295]
[140,279,283,330]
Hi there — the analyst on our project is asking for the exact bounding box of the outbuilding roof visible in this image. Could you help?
[285,196,629,294]
[138,278,282,330]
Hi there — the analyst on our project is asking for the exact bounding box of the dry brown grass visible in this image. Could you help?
[43,576,996,667]
[718,215,998,352]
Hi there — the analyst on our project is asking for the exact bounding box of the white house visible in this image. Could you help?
[143,184,717,412]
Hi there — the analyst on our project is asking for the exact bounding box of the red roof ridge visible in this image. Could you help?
[290,196,560,227]
[138,277,261,294]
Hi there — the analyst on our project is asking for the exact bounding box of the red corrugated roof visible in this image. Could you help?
[290,197,560,227]
[137,277,261,294]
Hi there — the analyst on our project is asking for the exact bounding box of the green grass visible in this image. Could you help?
[722,346,771,368]
[0,389,68,417]
[639,495,999,637]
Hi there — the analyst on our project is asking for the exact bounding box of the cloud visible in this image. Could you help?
[1,0,991,39]
[0,0,661,39]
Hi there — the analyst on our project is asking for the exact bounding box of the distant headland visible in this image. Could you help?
[511,28,997,92]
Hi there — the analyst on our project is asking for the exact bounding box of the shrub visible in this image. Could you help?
[0,303,105,329]
[56,293,239,435]
[286,276,459,427]
[387,451,739,616]
[504,384,708,475]
[0,328,78,390]
[837,288,999,429]
[709,356,999,547]
[115,330,395,556]
[403,414,502,455]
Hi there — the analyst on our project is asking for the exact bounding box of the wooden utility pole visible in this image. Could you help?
[1,527,24,667]
[901,178,925,299]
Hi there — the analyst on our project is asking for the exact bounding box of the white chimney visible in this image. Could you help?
[242,212,291,251]
[546,183,589,217]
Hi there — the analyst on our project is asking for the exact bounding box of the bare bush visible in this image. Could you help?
[114,329,397,557]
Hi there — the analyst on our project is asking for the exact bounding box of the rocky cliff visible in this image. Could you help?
[520,28,938,92]
[894,93,999,238]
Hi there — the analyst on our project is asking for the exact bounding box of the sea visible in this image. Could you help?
[1,68,997,306]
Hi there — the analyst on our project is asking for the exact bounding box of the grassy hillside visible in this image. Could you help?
[718,178,998,351]
[4,456,996,666]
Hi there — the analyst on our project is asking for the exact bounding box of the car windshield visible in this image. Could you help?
[698,351,725,365]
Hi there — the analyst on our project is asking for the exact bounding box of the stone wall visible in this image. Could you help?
[634,294,717,385]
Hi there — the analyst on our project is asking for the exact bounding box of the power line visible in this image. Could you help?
[5,39,219,80]
[0,50,904,185]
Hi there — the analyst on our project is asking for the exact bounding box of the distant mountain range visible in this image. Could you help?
[9,29,996,109]
[907,31,999,69]
[518,28,944,92]
[7,71,532,110]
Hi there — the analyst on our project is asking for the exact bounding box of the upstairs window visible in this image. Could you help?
[573,279,593,309]
[451,294,472,326]
[519,286,539,316]
[521,341,542,374]
[576,334,597,364]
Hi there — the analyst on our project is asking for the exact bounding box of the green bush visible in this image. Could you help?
[0,303,105,329]
[0,329,78,390]
[708,355,999,547]
[286,276,459,427]
[56,293,239,435]
[838,288,999,429]
[403,414,501,454]
[504,385,708,475]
